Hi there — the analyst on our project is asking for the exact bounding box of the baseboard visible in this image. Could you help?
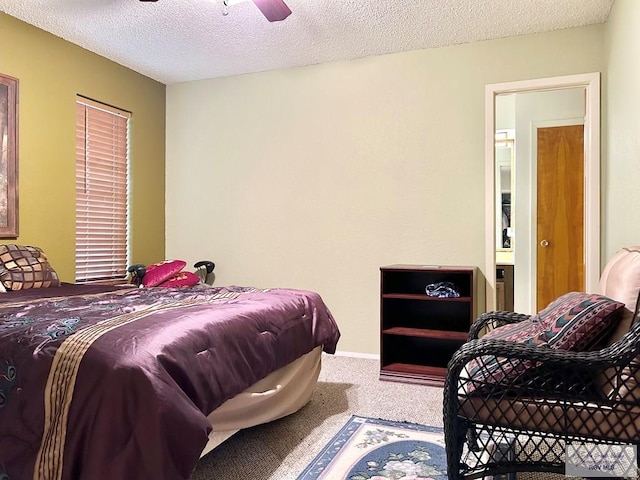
[329,350,380,360]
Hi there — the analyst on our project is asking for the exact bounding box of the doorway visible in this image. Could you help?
[484,73,601,313]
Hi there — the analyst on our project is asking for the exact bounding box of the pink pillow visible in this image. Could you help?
[158,271,200,288]
[142,260,186,287]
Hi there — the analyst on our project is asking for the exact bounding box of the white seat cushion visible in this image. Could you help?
[598,246,640,343]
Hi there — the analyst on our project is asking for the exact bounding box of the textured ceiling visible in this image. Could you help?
[0,0,614,85]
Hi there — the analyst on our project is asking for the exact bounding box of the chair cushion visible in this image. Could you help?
[596,247,640,399]
[465,292,624,393]
[599,246,640,344]
[460,396,640,443]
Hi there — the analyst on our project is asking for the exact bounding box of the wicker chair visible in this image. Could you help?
[444,247,640,479]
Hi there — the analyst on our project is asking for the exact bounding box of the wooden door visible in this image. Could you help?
[536,125,584,310]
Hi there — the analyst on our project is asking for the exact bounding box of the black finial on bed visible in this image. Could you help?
[194,261,215,274]
[127,264,147,283]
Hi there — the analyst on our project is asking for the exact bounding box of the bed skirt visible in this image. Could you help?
[200,345,322,456]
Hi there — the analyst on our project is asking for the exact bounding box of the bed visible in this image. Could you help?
[0,248,340,480]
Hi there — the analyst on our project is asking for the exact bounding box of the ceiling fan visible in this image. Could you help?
[139,0,292,22]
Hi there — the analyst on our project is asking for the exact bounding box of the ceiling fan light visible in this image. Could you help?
[252,0,291,22]
[223,0,292,22]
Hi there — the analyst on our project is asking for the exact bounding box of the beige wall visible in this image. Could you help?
[0,14,166,281]
[604,0,640,260]
[166,26,605,354]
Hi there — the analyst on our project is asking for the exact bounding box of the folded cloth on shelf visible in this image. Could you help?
[425,281,460,298]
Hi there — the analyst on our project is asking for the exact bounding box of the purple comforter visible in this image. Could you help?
[0,285,340,480]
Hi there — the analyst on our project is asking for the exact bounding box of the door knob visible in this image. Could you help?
[540,239,549,247]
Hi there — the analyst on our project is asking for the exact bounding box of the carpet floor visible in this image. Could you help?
[192,353,576,480]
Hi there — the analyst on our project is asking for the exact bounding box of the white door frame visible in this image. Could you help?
[485,72,601,311]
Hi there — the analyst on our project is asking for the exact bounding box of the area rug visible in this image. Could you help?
[296,415,447,480]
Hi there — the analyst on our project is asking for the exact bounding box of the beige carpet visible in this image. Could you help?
[192,354,575,480]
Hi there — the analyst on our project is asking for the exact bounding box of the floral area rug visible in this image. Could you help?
[296,416,447,480]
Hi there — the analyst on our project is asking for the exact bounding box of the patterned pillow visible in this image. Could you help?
[0,244,61,290]
[530,292,624,349]
[465,292,624,393]
[158,271,201,288]
[141,260,186,287]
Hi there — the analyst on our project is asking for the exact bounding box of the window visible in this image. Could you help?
[75,97,130,283]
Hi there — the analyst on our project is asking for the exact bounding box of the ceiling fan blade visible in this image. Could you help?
[252,0,291,22]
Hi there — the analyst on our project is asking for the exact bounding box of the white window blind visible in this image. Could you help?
[75,97,130,283]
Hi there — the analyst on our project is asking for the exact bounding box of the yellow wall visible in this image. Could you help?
[165,26,605,354]
[0,13,166,281]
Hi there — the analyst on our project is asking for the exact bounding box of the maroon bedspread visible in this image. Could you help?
[0,285,340,480]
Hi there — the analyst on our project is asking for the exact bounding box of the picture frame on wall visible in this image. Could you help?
[0,73,18,238]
